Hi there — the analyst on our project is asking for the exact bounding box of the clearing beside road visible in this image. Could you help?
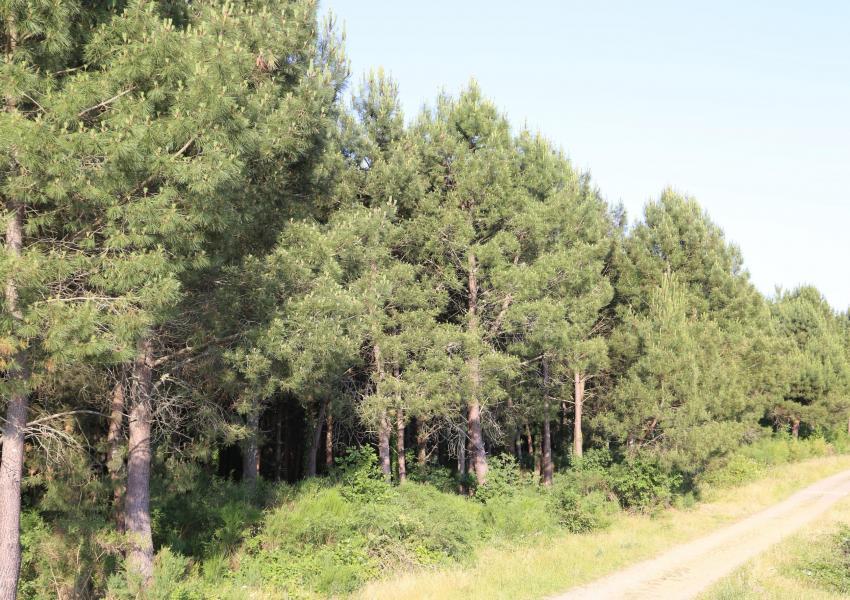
[359,456,850,600]
[554,467,850,599]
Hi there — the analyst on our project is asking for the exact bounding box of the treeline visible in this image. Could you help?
[2,1,850,597]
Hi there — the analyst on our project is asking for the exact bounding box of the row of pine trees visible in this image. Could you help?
[2,1,849,595]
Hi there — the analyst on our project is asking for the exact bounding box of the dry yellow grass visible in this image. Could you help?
[356,455,850,600]
[700,492,850,599]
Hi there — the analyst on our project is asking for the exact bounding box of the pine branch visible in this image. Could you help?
[77,86,135,118]
[151,332,242,368]
[25,410,109,428]
[134,135,199,194]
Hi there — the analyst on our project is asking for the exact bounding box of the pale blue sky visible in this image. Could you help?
[323,1,850,310]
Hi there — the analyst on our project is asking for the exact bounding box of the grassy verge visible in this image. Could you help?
[700,494,850,599]
[358,455,850,600]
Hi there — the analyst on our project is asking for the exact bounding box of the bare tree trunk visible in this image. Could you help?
[126,337,155,586]
[378,410,391,481]
[396,408,406,483]
[791,418,800,439]
[541,358,554,485]
[242,408,260,486]
[325,408,333,470]
[573,372,585,458]
[533,428,542,480]
[515,433,523,463]
[416,419,427,467]
[525,423,541,479]
[274,414,283,481]
[306,399,326,478]
[466,252,487,485]
[457,420,467,493]
[371,339,392,481]
[0,158,28,599]
[107,379,127,533]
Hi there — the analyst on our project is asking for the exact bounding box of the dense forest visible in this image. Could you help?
[2,1,850,598]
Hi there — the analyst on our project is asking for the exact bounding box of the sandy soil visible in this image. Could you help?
[552,468,850,600]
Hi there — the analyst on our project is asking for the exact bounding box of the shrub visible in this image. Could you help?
[699,454,764,490]
[474,453,525,504]
[334,446,392,502]
[550,487,618,533]
[610,453,682,511]
[480,491,557,538]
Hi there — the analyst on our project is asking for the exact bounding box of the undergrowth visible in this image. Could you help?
[17,433,846,599]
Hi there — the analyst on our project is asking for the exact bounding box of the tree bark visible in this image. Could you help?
[0,18,28,594]
[378,410,391,481]
[396,408,406,483]
[573,372,585,458]
[416,419,427,467]
[466,252,487,485]
[325,408,334,470]
[126,337,155,586]
[457,420,467,493]
[515,433,523,463]
[371,340,392,481]
[242,408,260,486]
[534,429,542,480]
[541,359,553,486]
[306,399,326,478]
[274,413,283,481]
[107,380,127,533]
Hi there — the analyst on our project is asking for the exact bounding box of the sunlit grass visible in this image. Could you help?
[357,455,850,600]
[700,494,850,600]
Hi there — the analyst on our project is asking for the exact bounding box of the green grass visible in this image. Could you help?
[75,437,850,600]
[359,455,850,600]
[700,497,850,600]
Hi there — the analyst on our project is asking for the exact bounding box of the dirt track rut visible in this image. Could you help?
[552,468,850,600]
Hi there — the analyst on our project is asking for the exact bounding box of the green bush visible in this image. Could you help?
[474,453,526,504]
[550,487,618,533]
[610,453,682,511]
[699,454,764,490]
[480,491,558,538]
[333,445,393,502]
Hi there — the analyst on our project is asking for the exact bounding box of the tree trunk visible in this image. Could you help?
[573,372,585,458]
[306,399,326,478]
[541,358,554,485]
[378,410,391,481]
[533,428,542,480]
[107,379,126,533]
[325,408,334,470]
[791,418,800,439]
[525,423,541,479]
[126,336,155,586]
[0,196,27,600]
[515,433,523,463]
[457,421,467,493]
[242,408,260,486]
[416,419,427,467]
[396,408,406,483]
[466,252,487,485]
[274,413,283,481]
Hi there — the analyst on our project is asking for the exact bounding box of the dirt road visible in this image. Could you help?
[553,468,850,600]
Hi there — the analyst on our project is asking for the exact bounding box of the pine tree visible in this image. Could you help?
[504,132,613,481]
[3,0,344,588]
[405,83,532,484]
